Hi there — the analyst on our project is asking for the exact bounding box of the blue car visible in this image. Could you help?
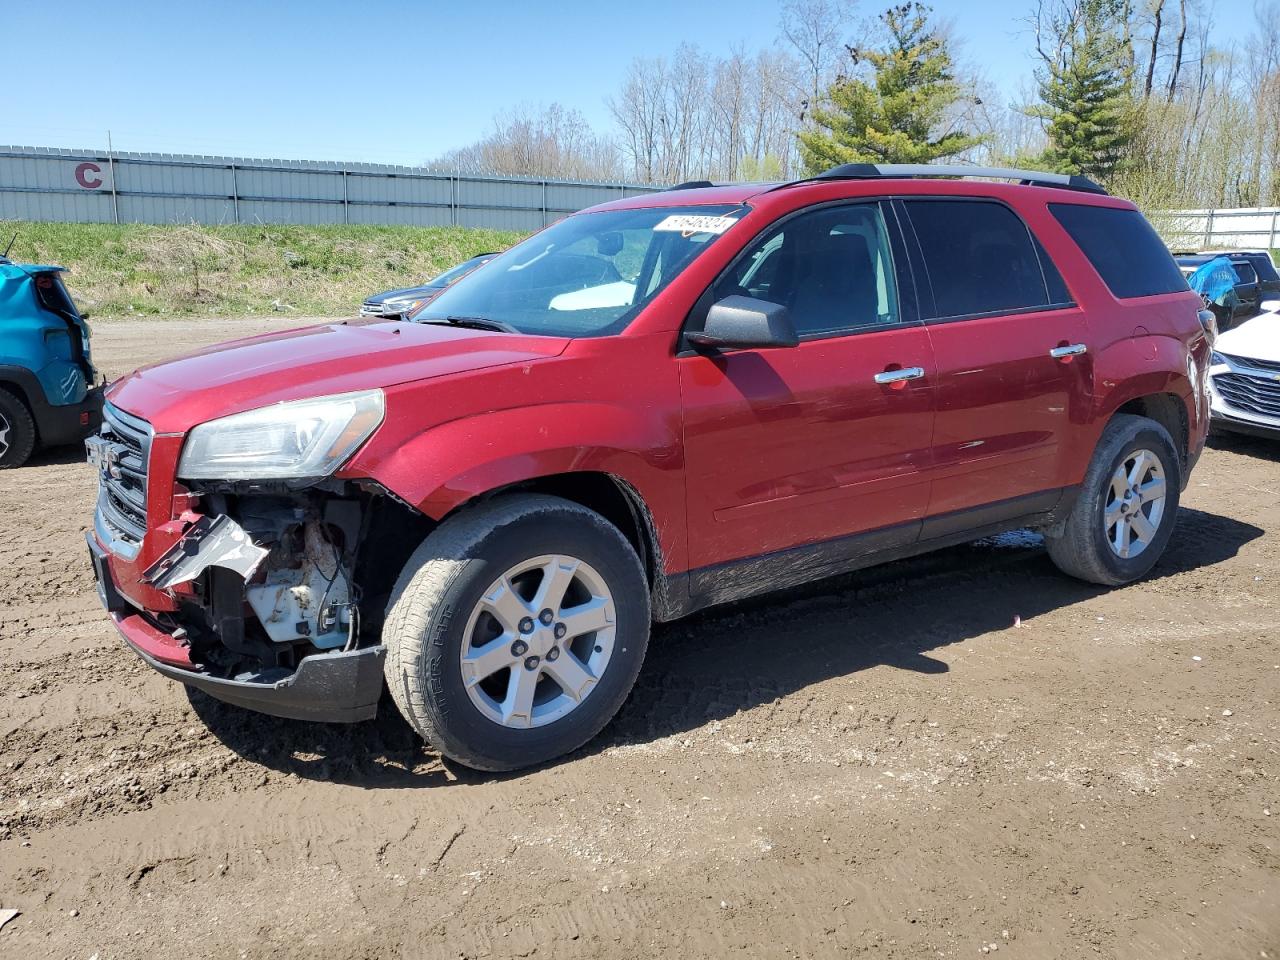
[0,253,102,468]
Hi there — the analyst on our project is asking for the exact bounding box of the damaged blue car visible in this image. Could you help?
[0,251,102,468]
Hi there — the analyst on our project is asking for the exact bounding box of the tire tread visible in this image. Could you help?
[0,387,37,470]
[1045,414,1181,586]
[382,494,647,771]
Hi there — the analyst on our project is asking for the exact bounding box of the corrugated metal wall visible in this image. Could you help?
[0,146,659,228]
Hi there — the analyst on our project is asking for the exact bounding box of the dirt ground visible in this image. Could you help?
[1,316,1278,960]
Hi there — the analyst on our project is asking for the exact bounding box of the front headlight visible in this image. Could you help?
[178,390,385,480]
[1210,350,1228,366]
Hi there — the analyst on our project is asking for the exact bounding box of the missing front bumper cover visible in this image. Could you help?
[117,614,386,723]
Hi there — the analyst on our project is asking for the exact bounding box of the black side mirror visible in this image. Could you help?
[686,295,798,350]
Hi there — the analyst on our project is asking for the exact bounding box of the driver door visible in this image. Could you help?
[677,201,936,593]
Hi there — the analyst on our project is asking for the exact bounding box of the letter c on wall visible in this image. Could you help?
[75,162,104,189]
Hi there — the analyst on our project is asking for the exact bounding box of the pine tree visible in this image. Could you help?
[797,2,984,172]
[1032,0,1134,179]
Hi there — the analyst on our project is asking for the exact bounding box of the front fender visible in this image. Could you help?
[339,399,689,572]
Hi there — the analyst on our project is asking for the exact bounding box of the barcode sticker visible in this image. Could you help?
[653,214,739,235]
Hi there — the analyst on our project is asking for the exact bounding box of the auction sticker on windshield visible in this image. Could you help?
[653,214,740,236]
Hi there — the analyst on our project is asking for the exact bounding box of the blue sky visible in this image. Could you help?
[4,0,1126,165]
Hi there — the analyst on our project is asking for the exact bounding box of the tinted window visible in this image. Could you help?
[714,203,900,337]
[1050,203,1188,299]
[1231,261,1258,284]
[905,200,1052,318]
[1031,234,1072,304]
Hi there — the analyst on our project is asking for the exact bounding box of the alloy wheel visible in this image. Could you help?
[0,410,10,460]
[460,554,617,729]
[1103,448,1167,559]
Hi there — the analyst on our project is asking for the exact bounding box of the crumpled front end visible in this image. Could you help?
[86,402,425,723]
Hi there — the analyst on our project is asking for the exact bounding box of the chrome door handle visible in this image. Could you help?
[1050,343,1088,359]
[874,366,925,384]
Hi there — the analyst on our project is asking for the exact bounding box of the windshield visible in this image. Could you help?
[414,204,747,337]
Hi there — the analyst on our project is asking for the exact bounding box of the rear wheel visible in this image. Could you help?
[1045,414,1181,586]
[383,494,650,771]
[0,388,37,469]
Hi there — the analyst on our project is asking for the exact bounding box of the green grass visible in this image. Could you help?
[2,222,525,319]
[4,221,1274,320]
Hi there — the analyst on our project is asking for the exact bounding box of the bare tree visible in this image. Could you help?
[1165,0,1187,98]
[778,0,860,122]
[426,104,623,181]
[1143,0,1165,97]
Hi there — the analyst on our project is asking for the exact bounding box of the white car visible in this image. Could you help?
[1209,299,1280,438]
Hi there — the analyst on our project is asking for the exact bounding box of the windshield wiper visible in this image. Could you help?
[421,315,519,334]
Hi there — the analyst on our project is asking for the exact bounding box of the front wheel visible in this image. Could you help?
[383,494,650,771]
[1045,414,1182,586]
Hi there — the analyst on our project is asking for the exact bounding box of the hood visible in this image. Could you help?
[107,318,569,434]
[365,282,446,305]
[1216,304,1280,364]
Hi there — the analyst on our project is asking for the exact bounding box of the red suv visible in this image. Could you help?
[87,164,1212,771]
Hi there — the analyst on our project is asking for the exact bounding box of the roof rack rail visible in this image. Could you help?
[664,179,717,191]
[792,163,1108,195]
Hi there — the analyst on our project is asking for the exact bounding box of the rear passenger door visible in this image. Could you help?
[898,198,1093,531]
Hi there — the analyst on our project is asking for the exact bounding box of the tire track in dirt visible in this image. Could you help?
[0,319,1277,959]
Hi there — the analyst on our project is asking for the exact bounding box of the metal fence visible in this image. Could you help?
[4,145,1277,250]
[1160,207,1280,251]
[0,145,659,230]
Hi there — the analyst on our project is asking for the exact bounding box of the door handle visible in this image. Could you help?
[873,366,925,385]
[1050,343,1088,359]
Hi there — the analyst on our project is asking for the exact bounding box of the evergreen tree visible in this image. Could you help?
[1031,0,1134,179]
[797,3,984,172]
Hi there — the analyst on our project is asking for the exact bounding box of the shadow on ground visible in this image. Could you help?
[190,506,1263,787]
[1207,429,1280,463]
[25,443,92,468]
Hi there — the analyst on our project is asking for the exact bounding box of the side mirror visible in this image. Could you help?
[686,295,798,350]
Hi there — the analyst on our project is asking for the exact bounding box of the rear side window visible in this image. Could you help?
[904,200,1055,318]
[1049,204,1188,299]
[1244,253,1279,284]
[1232,261,1257,284]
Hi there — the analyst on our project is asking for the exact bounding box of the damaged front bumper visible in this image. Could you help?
[88,529,386,724]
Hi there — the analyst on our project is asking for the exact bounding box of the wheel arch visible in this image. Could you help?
[0,365,41,420]
[440,469,684,621]
[1100,391,1187,488]
[1109,392,1189,471]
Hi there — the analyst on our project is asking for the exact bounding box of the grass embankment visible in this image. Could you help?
[3,222,524,319]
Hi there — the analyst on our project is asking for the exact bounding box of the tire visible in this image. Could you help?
[383,494,650,772]
[1045,414,1182,586]
[0,387,37,469]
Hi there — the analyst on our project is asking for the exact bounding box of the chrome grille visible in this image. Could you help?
[1213,370,1280,419]
[89,403,153,557]
[359,301,389,316]
[1220,352,1280,375]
